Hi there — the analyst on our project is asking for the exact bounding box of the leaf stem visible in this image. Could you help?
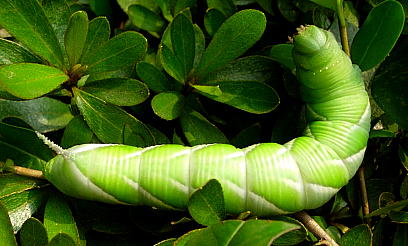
[358,167,370,220]
[4,165,45,179]
[337,0,350,56]
[294,211,339,246]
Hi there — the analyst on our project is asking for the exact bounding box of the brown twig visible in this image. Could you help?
[359,167,370,220]
[294,211,339,246]
[6,165,45,179]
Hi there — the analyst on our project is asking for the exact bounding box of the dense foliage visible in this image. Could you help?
[0,0,407,245]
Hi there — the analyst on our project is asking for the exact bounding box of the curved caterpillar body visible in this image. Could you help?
[40,26,370,216]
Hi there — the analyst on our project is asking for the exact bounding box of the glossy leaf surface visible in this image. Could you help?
[128,4,165,32]
[65,11,89,66]
[202,55,279,84]
[82,31,147,74]
[40,0,71,50]
[0,39,41,65]
[351,0,405,71]
[80,17,110,64]
[81,78,149,106]
[0,202,17,246]
[204,8,225,36]
[170,13,195,82]
[20,218,48,246]
[74,88,155,146]
[196,10,266,77]
[180,109,228,145]
[1,188,48,233]
[0,63,68,99]
[185,219,301,245]
[44,196,80,245]
[136,61,173,93]
[0,0,64,67]
[151,91,185,120]
[188,179,226,226]
[193,80,279,114]
[0,97,73,132]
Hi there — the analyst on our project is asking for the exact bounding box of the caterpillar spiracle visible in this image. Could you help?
[37,25,370,216]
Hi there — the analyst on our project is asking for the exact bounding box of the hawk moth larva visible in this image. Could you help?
[38,25,370,216]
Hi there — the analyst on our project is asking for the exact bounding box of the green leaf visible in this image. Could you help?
[193,24,205,69]
[188,179,226,226]
[339,224,373,246]
[277,0,298,22]
[0,0,64,67]
[0,97,73,132]
[194,80,279,114]
[128,4,166,32]
[136,62,174,93]
[118,0,159,12]
[367,199,408,217]
[196,9,266,77]
[60,116,94,148]
[372,39,408,130]
[0,63,68,99]
[204,8,226,36]
[48,233,76,246]
[81,78,149,106]
[174,0,197,13]
[1,189,48,233]
[0,202,17,246]
[154,238,177,246]
[159,44,185,82]
[44,196,80,245]
[80,17,110,64]
[269,44,295,71]
[174,228,206,246]
[73,88,155,146]
[20,218,48,246]
[155,0,174,21]
[171,13,195,82]
[151,91,185,120]
[180,109,228,145]
[230,123,261,148]
[390,211,408,223]
[65,11,89,66]
[202,55,280,84]
[207,0,237,17]
[308,0,337,11]
[0,39,41,65]
[0,174,47,198]
[0,123,54,169]
[185,219,301,245]
[82,31,147,74]
[40,0,71,51]
[256,0,274,14]
[351,0,405,71]
[369,129,396,138]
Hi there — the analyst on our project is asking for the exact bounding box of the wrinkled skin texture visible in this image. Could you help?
[42,26,370,216]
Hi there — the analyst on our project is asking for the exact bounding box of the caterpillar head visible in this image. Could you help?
[293,25,327,55]
[292,25,353,89]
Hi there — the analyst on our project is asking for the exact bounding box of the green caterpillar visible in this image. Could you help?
[37,25,370,216]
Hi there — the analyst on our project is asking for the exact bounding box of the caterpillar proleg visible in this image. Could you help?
[39,25,370,216]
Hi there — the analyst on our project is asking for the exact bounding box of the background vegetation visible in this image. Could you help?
[0,0,407,245]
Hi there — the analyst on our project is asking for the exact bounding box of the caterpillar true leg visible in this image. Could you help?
[39,25,370,216]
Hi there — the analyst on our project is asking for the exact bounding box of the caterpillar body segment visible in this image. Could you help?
[41,25,370,216]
